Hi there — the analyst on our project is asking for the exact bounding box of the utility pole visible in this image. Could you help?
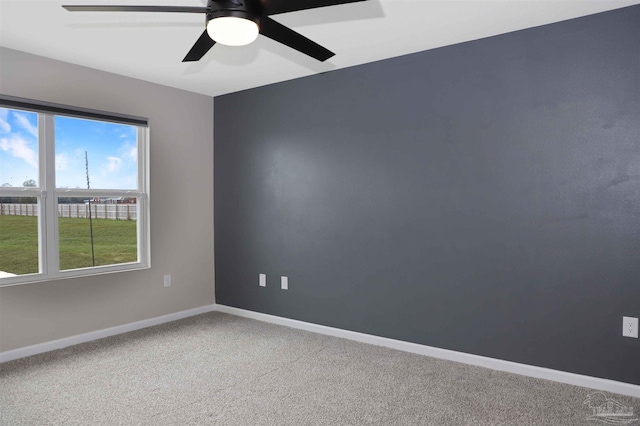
[85,151,95,267]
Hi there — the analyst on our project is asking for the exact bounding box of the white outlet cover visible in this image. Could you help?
[164,274,171,287]
[622,316,638,338]
[281,276,288,290]
[259,274,266,287]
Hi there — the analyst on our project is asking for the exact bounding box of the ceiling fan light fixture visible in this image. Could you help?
[207,16,259,46]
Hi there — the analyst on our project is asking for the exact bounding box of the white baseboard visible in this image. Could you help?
[3,302,637,399]
[0,304,216,363]
[214,304,640,399]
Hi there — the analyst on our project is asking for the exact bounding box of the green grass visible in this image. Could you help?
[0,216,39,275]
[0,215,137,275]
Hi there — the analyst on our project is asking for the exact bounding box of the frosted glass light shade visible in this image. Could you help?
[207,17,259,46]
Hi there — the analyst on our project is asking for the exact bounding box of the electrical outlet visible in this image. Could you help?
[259,274,266,287]
[164,274,171,288]
[622,316,638,338]
[281,276,288,290]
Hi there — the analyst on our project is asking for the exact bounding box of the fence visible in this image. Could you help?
[0,203,137,221]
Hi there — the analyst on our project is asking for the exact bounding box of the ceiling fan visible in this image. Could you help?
[63,0,367,62]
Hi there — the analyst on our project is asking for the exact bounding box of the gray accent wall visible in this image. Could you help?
[215,6,640,385]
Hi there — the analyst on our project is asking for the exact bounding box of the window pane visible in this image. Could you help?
[0,197,40,277]
[58,197,138,271]
[54,116,137,190]
[0,108,39,188]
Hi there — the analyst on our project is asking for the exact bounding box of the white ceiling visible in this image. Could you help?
[1,0,639,97]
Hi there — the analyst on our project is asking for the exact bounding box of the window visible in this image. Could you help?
[0,96,149,286]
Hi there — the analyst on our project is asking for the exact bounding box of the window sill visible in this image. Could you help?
[0,262,151,288]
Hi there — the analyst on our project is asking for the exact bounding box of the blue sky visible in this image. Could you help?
[0,107,137,190]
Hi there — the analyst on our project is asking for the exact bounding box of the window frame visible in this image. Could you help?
[0,98,150,287]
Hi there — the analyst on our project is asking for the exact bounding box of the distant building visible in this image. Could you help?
[85,197,136,204]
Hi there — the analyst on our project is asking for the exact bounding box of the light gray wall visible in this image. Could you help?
[0,47,214,352]
[214,6,640,385]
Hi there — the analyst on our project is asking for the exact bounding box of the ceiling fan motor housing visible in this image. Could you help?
[207,0,263,26]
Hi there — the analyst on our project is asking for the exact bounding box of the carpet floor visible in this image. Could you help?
[1,312,638,425]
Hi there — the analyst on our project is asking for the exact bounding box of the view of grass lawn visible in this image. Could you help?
[0,215,137,275]
[0,216,38,275]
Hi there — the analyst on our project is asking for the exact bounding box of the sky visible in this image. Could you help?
[0,107,138,190]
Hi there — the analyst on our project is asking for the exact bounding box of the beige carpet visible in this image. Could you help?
[1,312,638,425]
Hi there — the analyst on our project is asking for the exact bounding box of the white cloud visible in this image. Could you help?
[12,112,38,138]
[0,135,38,168]
[107,156,122,172]
[128,146,137,162]
[0,118,10,134]
[119,141,137,162]
[0,108,10,133]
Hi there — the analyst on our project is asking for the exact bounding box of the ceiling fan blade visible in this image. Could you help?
[63,5,208,13]
[263,0,367,16]
[183,30,216,62]
[259,17,334,62]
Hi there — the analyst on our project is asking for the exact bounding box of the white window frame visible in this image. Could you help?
[0,100,150,287]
